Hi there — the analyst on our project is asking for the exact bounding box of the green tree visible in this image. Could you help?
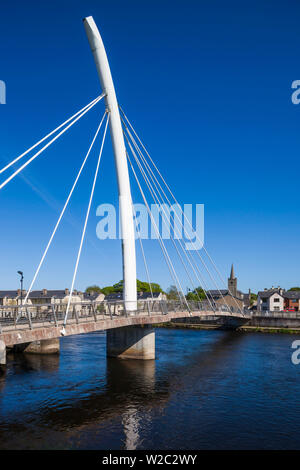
[149,282,163,293]
[186,291,198,301]
[166,285,179,300]
[113,280,123,292]
[250,293,257,306]
[102,279,164,293]
[289,287,300,291]
[186,286,206,301]
[101,286,115,295]
[85,285,102,294]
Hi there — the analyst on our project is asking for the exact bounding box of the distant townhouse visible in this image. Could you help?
[0,290,20,306]
[103,291,167,314]
[105,291,166,303]
[83,291,105,303]
[257,287,284,312]
[137,291,167,301]
[28,288,82,305]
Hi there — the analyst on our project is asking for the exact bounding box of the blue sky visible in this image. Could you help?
[0,0,300,294]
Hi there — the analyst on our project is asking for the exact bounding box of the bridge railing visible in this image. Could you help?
[0,299,244,332]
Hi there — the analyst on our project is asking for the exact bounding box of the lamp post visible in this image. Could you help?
[17,271,23,305]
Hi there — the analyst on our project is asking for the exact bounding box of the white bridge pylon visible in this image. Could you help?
[83,16,137,312]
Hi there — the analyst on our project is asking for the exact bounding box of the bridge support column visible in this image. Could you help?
[15,338,60,355]
[106,325,155,360]
[0,340,6,369]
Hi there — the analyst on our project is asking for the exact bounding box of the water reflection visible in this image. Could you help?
[0,329,298,449]
[7,350,60,373]
[106,360,155,450]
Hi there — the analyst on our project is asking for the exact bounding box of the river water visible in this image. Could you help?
[0,328,299,450]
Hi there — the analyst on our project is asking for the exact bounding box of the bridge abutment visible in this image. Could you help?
[14,338,60,355]
[106,325,155,360]
[0,340,6,369]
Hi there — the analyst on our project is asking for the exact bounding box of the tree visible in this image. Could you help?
[186,286,206,301]
[166,285,179,300]
[250,293,257,306]
[289,287,300,291]
[101,286,115,295]
[149,282,163,293]
[101,279,164,293]
[186,291,198,301]
[85,285,101,294]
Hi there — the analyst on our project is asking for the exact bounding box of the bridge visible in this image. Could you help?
[0,16,248,368]
[0,299,249,364]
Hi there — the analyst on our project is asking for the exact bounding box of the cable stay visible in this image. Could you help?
[126,151,191,313]
[63,112,110,326]
[124,132,215,311]
[122,116,230,311]
[0,95,105,175]
[21,111,108,308]
[132,204,154,300]
[123,124,218,310]
[0,94,105,192]
[125,134,212,308]
[120,106,243,315]
[121,106,243,314]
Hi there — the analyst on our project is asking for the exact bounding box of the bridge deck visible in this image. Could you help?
[0,309,248,347]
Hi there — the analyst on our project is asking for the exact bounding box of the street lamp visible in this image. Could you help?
[17,271,24,305]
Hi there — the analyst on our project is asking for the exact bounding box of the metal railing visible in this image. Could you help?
[0,299,245,332]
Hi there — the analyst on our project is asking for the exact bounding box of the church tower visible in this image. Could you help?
[228,264,237,298]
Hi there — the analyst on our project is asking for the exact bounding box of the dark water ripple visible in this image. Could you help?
[0,328,299,449]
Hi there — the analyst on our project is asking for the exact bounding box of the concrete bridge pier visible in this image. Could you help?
[0,340,6,369]
[106,325,155,360]
[14,338,60,355]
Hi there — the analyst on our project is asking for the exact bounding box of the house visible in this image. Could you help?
[206,265,248,311]
[257,287,285,312]
[103,291,166,315]
[104,291,166,303]
[83,291,105,303]
[28,288,82,305]
[0,290,21,306]
[284,291,300,312]
[137,291,167,301]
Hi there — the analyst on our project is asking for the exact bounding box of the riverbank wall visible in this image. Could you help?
[153,314,300,334]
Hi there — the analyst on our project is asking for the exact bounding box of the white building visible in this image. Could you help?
[257,288,284,312]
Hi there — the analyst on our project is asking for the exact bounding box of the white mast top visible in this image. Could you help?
[83,16,137,310]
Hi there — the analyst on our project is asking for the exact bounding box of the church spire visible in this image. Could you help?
[228,264,237,297]
[230,263,235,280]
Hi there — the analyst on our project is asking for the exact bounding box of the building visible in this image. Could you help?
[284,291,300,312]
[0,290,20,306]
[83,291,105,303]
[206,264,249,311]
[103,291,166,314]
[104,291,166,302]
[28,288,82,305]
[257,287,285,312]
[137,291,167,301]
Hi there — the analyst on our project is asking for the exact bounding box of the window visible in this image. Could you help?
[274,298,280,302]
[274,306,280,311]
